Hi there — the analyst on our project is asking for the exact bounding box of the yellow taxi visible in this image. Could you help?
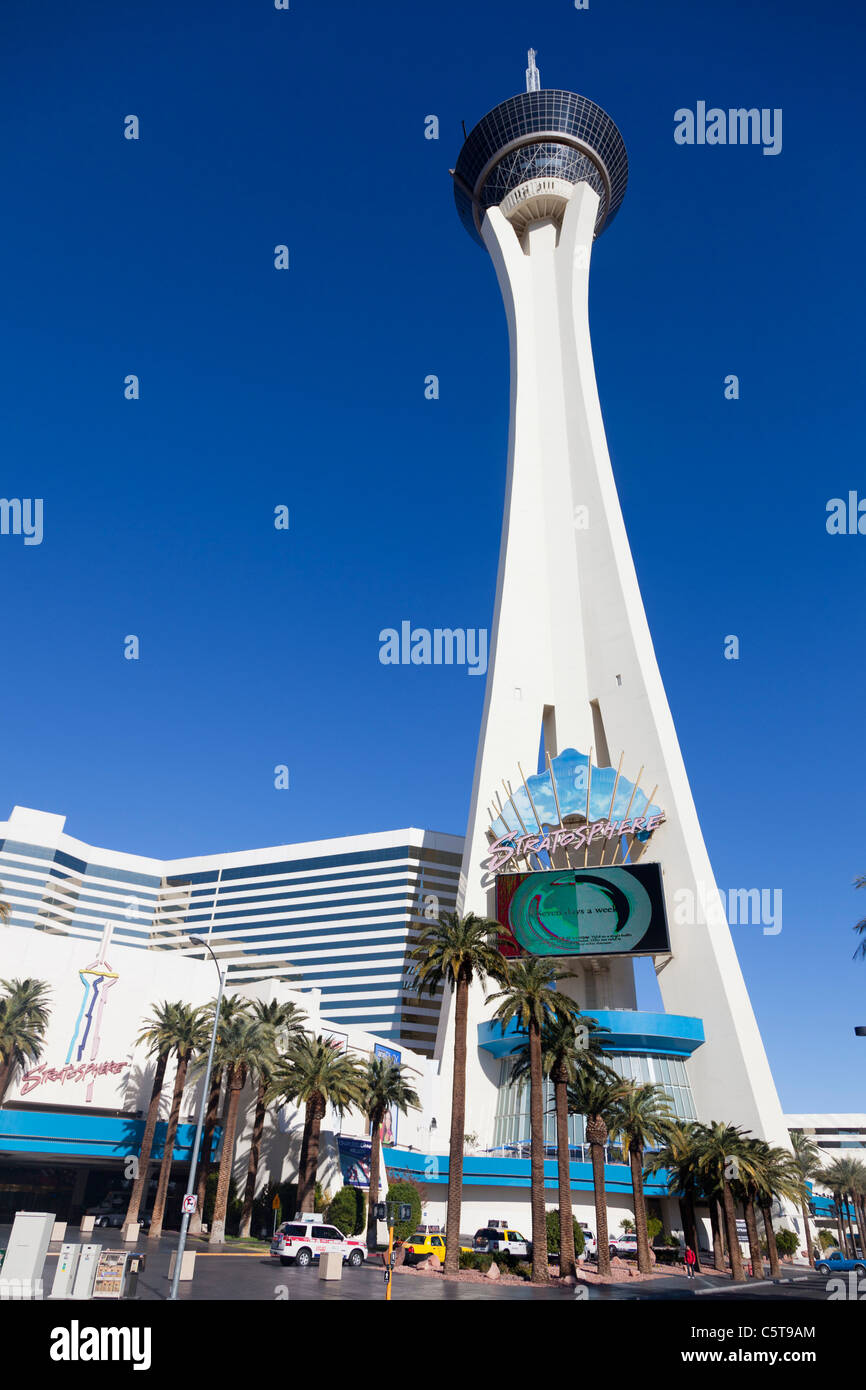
[402,1225,447,1265]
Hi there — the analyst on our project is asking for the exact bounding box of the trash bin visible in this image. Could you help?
[318,1250,343,1281]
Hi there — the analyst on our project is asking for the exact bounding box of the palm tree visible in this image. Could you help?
[408,910,509,1276]
[361,1056,420,1248]
[692,1122,751,1281]
[607,1083,677,1274]
[209,1014,274,1244]
[0,885,11,924]
[790,1130,822,1267]
[852,874,866,960]
[0,978,52,1103]
[190,993,251,1234]
[753,1142,804,1277]
[509,1010,611,1278]
[123,1001,182,1231]
[821,1158,861,1258]
[146,1003,208,1240]
[731,1139,770,1278]
[644,1122,706,1272]
[487,958,580,1284]
[238,999,305,1238]
[272,1034,365,1216]
[850,1160,866,1259]
[566,1071,627,1277]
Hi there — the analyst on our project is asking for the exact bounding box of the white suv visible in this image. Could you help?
[270,1220,367,1268]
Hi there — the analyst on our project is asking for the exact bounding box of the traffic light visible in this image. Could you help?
[374,1203,387,1221]
[399,1204,411,1222]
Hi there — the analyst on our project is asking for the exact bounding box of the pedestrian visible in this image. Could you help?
[684,1245,697,1279]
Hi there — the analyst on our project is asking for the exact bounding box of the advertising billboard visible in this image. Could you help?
[495,863,670,959]
[337,1136,373,1190]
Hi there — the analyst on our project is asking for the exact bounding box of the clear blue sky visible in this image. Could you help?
[1,0,864,1112]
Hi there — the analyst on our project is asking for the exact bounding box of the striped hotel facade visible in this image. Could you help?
[0,806,462,1055]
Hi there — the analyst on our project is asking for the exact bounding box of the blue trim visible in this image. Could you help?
[0,1109,220,1162]
[382,1146,671,1196]
[478,1009,705,1059]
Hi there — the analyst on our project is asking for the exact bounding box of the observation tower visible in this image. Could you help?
[436,54,790,1158]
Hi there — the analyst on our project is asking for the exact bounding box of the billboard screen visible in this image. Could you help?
[495,862,670,959]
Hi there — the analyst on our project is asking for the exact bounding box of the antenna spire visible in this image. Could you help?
[526,48,541,93]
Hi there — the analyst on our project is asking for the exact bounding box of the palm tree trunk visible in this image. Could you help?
[148,1053,189,1239]
[589,1127,611,1276]
[528,1019,549,1284]
[722,1180,745,1281]
[835,1196,846,1253]
[295,1113,311,1216]
[0,1054,15,1104]
[709,1198,725,1272]
[553,1067,575,1279]
[761,1200,781,1277]
[743,1192,764,1278]
[210,1068,243,1244]
[799,1197,814,1267]
[850,1195,861,1262]
[845,1194,857,1256]
[190,1067,222,1234]
[366,1113,382,1249]
[297,1093,325,1214]
[239,1078,267,1238]
[682,1193,702,1272]
[630,1148,651,1274]
[442,970,469,1276]
[123,1050,169,1229]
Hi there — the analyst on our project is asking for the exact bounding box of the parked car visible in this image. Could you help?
[609,1233,638,1258]
[269,1220,366,1267]
[815,1249,866,1275]
[86,1194,149,1231]
[403,1229,447,1265]
[471,1226,531,1258]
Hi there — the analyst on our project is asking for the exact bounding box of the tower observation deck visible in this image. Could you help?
[453,72,628,246]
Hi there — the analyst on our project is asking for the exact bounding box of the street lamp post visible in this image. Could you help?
[168,935,225,1302]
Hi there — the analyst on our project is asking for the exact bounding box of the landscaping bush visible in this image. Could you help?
[385,1179,422,1242]
[327,1185,366,1236]
[774,1229,801,1259]
[458,1249,530,1279]
[646,1217,663,1244]
[545,1209,585,1258]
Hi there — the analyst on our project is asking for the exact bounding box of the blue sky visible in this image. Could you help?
[1,0,864,1111]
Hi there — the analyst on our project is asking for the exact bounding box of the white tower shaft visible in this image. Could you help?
[439,185,790,1151]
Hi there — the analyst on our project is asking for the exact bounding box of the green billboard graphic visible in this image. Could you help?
[495,863,670,959]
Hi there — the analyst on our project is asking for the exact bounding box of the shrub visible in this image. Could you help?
[774,1229,801,1259]
[385,1180,423,1242]
[458,1249,530,1279]
[646,1217,663,1244]
[545,1209,585,1258]
[818,1230,839,1251]
[327,1185,366,1236]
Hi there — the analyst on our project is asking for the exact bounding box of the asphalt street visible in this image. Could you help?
[4,1228,836,1302]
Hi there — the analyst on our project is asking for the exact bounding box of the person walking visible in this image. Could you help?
[684,1245,697,1279]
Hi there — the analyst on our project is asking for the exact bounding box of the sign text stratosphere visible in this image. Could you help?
[484,812,665,872]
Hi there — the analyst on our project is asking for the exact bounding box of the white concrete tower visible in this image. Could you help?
[437,60,790,1153]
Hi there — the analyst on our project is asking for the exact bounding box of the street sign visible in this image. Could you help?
[182,1195,197,1215]
[271,1195,281,1211]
